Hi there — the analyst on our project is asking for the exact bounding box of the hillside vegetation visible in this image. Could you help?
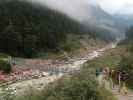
[117,26,133,89]
[0,0,93,57]
[0,0,116,58]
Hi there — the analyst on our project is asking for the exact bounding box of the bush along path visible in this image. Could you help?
[97,70,133,100]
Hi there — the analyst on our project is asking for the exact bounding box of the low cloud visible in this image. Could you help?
[91,0,133,14]
[27,0,94,21]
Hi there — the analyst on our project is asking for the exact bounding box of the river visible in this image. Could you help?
[6,42,118,96]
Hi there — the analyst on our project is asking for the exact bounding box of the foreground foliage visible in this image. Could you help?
[0,60,11,73]
[13,63,116,100]
[0,53,11,73]
[118,26,133,89]
[118,43,133,89]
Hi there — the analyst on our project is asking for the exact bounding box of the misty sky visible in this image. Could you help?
[93,0,133,14]
[29,0,133,15]
[28,0,133,21]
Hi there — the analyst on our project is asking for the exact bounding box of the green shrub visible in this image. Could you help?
[117,40,133,89]
[0,53,9,59]
[118,55,133,89]
[0,60,11,73]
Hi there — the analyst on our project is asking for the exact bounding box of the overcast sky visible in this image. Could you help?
[92,0,133,14]
[29,0,92,21]
[28,0,133,21]
[29,0,133,15]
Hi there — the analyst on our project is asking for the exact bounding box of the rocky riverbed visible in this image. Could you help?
[0,42,119,97]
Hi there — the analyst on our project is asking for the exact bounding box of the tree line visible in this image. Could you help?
[0,0,92,57]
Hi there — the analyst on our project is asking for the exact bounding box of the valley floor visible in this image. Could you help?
[1,40,133,100]
[2,42,116,95]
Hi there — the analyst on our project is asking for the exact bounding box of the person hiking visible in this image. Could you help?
[118,71,122,93]
[99,68,107,87]
[109,69,115,89]
[119,71,128,95]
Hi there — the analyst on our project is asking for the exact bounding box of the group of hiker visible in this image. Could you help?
[96,67,128,95]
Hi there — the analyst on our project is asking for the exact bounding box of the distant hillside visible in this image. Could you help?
[114,14,133,27]
[83,5,126,39]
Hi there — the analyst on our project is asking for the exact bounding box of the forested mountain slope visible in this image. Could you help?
[0,0,93,57]
[0,0,114,57]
